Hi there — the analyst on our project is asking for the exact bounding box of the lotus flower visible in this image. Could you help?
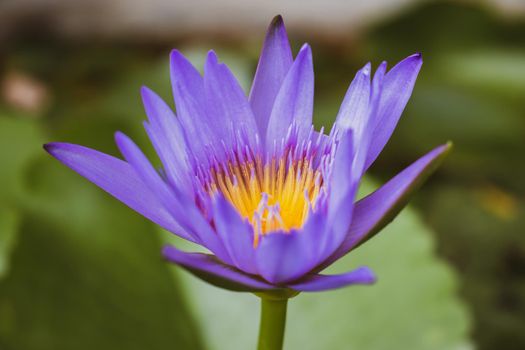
[44,16,450,295]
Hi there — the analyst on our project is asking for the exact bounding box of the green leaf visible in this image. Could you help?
[0,151,204,350]
[165,179,472,350]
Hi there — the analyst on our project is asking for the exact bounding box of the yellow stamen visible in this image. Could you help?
[206,152,323,245]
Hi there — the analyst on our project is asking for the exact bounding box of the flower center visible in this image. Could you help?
[193,126,334,246]
[206,153,323,243]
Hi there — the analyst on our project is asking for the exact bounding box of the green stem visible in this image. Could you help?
[257,297,288,350]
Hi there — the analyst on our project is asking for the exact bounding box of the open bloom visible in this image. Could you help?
[45,16,450,293]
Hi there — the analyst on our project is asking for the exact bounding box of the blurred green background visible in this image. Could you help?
[0,1,524,349]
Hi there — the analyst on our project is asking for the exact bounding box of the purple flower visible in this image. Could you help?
[44,16,450,294]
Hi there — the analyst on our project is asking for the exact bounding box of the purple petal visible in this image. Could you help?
[249,15,293,138]
[320,143,452,269]
[204,50,259,148]
[212,194,258,274]
[266,44,314,148]
[359,61,386,160]
[365,53,423,170]
[163,245,274,291]
[114,132,190,225]
[328,129,357,235]
[170,50,212,159]
[44,142,194,241]
[170,49,205,104]
[334,62,371,145]
[288,266,376,292]
[114,132,232,263]
[141,86,191,190]
[172,80,216,163]
[255,211,326,284]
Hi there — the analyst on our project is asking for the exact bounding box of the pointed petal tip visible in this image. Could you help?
[269,14,285,30]
[387,53,422,73]
[408,52,423,64]
[294,43,313,64]
[204,50,221,74]
[354,266,377,284]
[44,142,67,158]
[436,141,453,162]
[113,130,123,140]
[113,130,128,146]
[169,49,198,76]
[299,42,312,53]
[361,62,372,76]
[263,15,289,50]
[43,142,72,157]
[271,14,284,24]
[43,142,54,153]
[169,48,182,59]
[373,61,387,80]
[435,141,453,158]
[140,85,153,99]
[139,86,164,121]
[206,49,219,63]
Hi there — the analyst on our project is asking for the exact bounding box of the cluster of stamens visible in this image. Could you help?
[192,126,337,246]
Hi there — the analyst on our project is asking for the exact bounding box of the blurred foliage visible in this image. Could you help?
[423,185,525,350]
[0,1,524,349]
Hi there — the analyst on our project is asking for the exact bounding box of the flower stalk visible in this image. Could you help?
[257,297,288,350]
